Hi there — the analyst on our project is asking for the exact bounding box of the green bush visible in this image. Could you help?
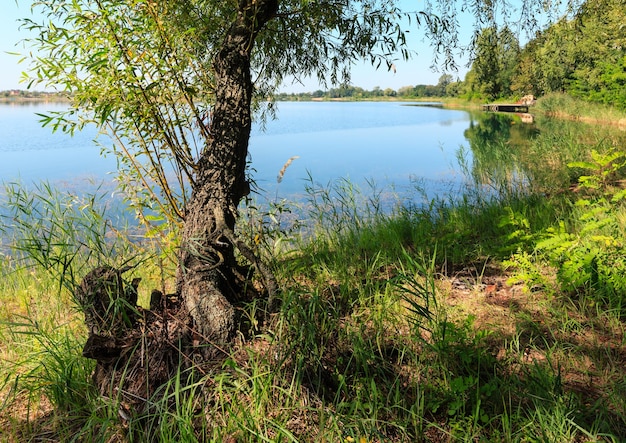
[537,149,626,314]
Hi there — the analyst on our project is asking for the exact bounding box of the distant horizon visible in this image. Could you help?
[0,78,456,95]
[0,64,459,95]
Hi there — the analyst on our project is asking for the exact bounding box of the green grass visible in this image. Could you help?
[536,93,626,126]
[2,118,626,441]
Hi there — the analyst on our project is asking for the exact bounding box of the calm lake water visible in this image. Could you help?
[0,101,474,204]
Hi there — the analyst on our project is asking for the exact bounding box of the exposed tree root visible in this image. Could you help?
[76,257,272,415]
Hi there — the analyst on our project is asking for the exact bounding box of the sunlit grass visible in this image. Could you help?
[1,121,626,441]
[536,93,626,126]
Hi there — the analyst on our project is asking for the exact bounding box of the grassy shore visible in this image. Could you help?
[1,99,626,441]
[533,93,626,128]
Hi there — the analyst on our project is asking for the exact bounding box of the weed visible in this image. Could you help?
[537,148,626,316]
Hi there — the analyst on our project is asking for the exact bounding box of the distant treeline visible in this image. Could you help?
[273,78,460,101]
[0,90,68,100]
[278,0,625,109]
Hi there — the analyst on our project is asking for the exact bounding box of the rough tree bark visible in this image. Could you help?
[177,0,279,352]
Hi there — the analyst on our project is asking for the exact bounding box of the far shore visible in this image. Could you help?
[0,96,70,104]
[2,90,625,128]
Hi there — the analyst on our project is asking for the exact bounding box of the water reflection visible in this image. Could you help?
[461,111,626,197]
[462,112,539,194]
[0,100,69,107]
[5,101,625,214]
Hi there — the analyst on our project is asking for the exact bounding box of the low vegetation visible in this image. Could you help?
[535,93,626,128]
[1,107,625,441]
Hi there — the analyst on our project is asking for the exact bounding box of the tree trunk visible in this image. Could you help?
[177,0,278,352]
[78,1,279,410]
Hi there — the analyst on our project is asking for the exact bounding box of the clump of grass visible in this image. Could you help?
[0,181,171,440]
[0,181,140,295]
[536,93,626,126]
[0,317,98,438]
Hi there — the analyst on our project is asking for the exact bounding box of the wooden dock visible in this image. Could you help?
[482,103,529,113]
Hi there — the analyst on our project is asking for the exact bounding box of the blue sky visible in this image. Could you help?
[0,1,513,93]
[1,1,27,91]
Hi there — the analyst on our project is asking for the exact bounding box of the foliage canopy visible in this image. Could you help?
[462,0,626,107]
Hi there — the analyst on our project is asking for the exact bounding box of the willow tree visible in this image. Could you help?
[24,0,425,354]
[23,0,576,396]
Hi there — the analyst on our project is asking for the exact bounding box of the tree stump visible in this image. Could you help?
[76,265,190,412]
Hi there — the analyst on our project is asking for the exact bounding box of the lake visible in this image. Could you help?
[0,101,476,205]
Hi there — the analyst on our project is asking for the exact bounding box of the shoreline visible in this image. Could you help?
[0,97,70,104]
[3,92,624,128]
